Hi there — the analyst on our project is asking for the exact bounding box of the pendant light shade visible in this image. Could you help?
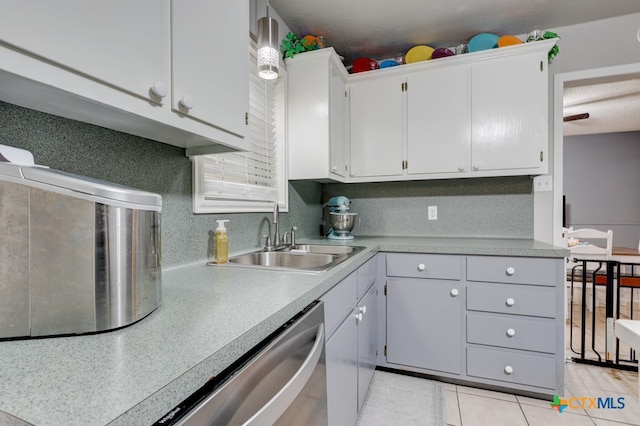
[257,15,279,80]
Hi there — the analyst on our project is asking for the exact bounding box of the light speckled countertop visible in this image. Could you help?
[0,237,567,425]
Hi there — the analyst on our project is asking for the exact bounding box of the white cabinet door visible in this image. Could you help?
[471,51,547,172]
[349,75,404,179]
[357,284,377,411]
[330,64,348,178]
[286,48,348,181]
[171,0,249,138]
[386,278,464,375]
[326,310,358,426]
[0,0,167,102]
[407,65,471,175]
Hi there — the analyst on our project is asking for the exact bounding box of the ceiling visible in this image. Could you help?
[270,0,640,136]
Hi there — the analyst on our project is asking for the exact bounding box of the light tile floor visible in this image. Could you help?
[445,362,639,425]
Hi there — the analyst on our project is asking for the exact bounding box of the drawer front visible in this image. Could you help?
[321,271,357,340]
[467,313,556,353]
[386,253,462,280]
[467,283,556,318]
[467,346,556,389]
[357,256,377,300]
[467,256,559,287]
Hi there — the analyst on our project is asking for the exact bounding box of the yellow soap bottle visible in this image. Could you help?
[213,219,229,264]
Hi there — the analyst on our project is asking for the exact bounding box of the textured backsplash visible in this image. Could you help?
[2,101,534,268]
[325,177,534,239]
[0,101,323,267]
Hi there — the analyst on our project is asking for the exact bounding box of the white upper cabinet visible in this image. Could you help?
[471,50,547,173]
[0,1,167,103]
[171,0,249,138]
[287,48,349,181]
[406,64,472,175]
[0,0,249,154]
[343,39,555,183]
[349,74,405,179]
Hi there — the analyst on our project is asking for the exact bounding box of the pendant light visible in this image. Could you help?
[257,4,279,80]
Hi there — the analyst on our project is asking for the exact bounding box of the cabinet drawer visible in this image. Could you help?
[321,272,357,339]
[386,253,462,280]
[467,256,559,287]
[467,313,556,353]
[467,346,556,389]
[467,283,556,318]
[357,256,377,300]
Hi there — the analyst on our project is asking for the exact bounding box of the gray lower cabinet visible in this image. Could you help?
[386,253,465,374]
[386,277,464,374]
[380,252,564,398]
[464,255,564,396]
[322,256,378,426]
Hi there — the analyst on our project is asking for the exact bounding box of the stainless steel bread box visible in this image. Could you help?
[0,150,161,339]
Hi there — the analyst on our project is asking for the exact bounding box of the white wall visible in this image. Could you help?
[534,12,640,244]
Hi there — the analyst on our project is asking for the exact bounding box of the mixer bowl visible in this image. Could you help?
[329,212,357,234]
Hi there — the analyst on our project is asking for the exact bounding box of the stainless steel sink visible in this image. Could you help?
[287,244,361,255]
[216,244,365,272]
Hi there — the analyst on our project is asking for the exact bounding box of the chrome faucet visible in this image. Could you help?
[263,203,298,251]
[273,202,281,247]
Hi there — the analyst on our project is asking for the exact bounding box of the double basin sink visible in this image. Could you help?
[216,244,364,273]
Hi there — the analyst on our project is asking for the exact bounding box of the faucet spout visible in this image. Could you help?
[272,202,281,246]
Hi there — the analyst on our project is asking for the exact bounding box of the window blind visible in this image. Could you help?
[192,42,285,213]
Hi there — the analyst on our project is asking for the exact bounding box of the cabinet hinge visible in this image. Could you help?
[384,345,387,356]
[540,61,544,72]
[540,151,544,162]
[245,112,249,125]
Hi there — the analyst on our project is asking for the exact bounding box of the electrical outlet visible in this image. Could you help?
[533,175,553,192]
[428,205,437,220]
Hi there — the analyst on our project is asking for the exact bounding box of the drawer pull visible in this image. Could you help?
[417,263,426,272]
[450,289,459,297]
[505,298,515,307]
[354,312,363,322]
[506,266,516,276]
[506,328,516,337]
[504,365,514,375]
[359,305,367,315]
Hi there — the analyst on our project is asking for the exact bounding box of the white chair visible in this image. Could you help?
[564,227,613,312]
[564,227,613,260]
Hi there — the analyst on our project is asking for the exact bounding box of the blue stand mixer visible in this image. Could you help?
[326,196,358,240]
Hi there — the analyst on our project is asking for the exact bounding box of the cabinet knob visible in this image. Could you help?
[506,266,516,276]
[450,289,459,297]
[150,81,167,98]
[359,305,367,315]
[458,166,465,172]
[179,95,194,110]
[506,328,516,337]
[332,165,338,172]
[417,263,426,272]
[506,297,516,307]
[354,312,363,322]
[504,365,514,375]
[472,165,480,171]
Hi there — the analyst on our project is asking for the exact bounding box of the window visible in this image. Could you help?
[192,41,286,214]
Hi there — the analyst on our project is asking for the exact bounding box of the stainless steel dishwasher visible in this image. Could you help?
[155,301,328,425]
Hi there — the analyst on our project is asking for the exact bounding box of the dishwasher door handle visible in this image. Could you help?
[243,323,325,426]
